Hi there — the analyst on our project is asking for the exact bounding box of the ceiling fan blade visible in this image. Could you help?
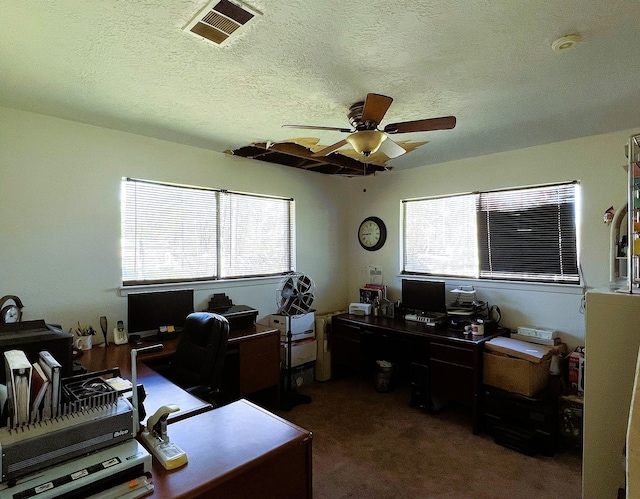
[311,139,348,157]
[384,116,457,134]
[361,93,393,126]
[378,138,406,159]
[282,124,352,133]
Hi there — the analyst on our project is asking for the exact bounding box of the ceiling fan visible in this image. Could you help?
[282,93,456,160]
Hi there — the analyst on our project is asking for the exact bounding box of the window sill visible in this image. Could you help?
[398,274,585,296]
[119,275,285,296]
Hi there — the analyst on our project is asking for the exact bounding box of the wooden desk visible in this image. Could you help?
[79,342,211,424]
[79,324,281,422]
[332,313,506,433]
[146,399,312,499]
[79,326,312,498]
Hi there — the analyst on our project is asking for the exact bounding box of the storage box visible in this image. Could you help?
[280,337,317,368]
[483,337,553,397]
[269,312,315,341]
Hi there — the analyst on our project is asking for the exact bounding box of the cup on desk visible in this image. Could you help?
[471,321,484,336]
[75,335,93,350]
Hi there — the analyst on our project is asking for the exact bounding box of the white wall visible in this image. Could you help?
[344,128,639,349]
[2,105,636,349]
[0,107,350,332]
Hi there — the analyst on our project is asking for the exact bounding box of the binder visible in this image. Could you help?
[4,349,32,426]
[30,362,50,422]
[38,350,61,419]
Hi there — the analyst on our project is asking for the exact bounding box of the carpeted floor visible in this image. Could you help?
[276,376,582,499]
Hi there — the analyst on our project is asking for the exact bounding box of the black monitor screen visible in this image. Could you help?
[127,289,194,334]
[401,279,447,314]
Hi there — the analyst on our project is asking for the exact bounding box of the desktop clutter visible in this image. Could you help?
[350,280,582,456]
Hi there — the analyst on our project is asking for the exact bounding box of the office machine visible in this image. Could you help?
[349,303,372,316]
[140,405,188,470]
[0,320,73,384]
[0,395,152,498]
[0,353,153,498]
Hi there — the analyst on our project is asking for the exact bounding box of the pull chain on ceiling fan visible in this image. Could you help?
[283,93,456,160]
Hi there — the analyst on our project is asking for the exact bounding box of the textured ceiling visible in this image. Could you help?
[2,1,639,172]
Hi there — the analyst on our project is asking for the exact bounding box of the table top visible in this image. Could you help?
[145,398,312,499]
[77,323,278,425]
[335,313,506,344]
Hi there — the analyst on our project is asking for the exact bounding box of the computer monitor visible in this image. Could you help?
[401,279,447,315]
[127,289,194,335]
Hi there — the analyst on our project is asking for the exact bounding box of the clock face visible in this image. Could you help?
[0,295,23,324]
[1,305,21,323]
[358,217,387,251]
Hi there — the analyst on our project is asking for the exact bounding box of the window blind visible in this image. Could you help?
[403,194,478,277]
[402,182,579,284]
[121,179,294,285]
[478,182,579,283]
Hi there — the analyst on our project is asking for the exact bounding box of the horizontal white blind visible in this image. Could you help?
[403,194,478,277]
[122,180,218,284]
[219,192,293,278]
[121,179,294,285]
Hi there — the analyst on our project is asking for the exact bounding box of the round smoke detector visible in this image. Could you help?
[552,34,582,52]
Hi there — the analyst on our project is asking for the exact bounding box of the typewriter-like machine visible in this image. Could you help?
[0,345,164,499]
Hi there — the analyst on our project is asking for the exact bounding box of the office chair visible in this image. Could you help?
[165,312,229,405]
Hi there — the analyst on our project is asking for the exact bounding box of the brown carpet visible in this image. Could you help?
[276,376,582,499]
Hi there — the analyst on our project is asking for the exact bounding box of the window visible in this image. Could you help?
[121,178,294,285]
[402,182,579,284]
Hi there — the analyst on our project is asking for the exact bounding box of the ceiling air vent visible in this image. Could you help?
[184,0,262,46]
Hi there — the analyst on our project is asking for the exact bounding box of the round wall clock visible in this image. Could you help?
[0,295,24,323]
[358,216,387,251]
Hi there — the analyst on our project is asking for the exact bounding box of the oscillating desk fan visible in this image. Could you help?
[276,273,315,410]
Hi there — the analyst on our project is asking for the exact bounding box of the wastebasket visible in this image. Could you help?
[375,360,395,392]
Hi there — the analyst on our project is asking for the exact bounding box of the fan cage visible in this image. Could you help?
[276,273,315,317]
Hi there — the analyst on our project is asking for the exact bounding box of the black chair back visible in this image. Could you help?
[171,312,229,394]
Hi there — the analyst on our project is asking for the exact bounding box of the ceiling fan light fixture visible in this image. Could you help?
[346,130,387,157]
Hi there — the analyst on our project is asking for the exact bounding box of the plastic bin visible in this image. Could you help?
[375,360,395,392]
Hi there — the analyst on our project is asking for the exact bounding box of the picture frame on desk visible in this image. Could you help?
[359,287,383,304]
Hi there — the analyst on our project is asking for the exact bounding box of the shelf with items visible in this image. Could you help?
[628,134,640,292]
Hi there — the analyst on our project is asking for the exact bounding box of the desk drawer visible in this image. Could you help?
[430,341,473,367]
[333,320,361,341]
[241,333,279,358]
[239,333,280,395]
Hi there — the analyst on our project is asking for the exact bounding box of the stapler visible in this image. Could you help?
[140,404,188,470]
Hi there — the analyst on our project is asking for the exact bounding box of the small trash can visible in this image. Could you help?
[375,360,395,392]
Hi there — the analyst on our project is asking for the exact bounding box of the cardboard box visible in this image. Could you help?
[280,337,317,368]
[483,337,553,397]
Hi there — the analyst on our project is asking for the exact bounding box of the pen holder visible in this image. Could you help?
[75,335,93,350]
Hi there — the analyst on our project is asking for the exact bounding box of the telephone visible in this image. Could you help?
[114,320,128,345]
